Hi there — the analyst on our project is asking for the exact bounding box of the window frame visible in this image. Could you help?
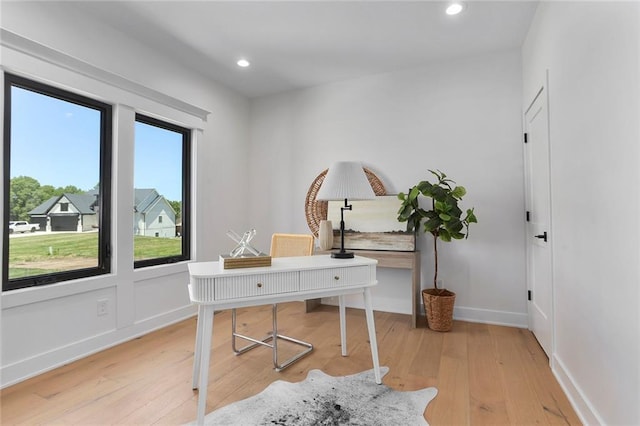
[2,73,113,291]
[133,113,191,269]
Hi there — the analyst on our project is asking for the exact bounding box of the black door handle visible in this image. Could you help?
[535,231,548,242]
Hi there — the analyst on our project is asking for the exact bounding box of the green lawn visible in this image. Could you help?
[9,233,100,261]
[8,232,182,279]
[133,235,183,259]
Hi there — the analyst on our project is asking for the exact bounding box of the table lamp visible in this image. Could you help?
[316,161,376,258]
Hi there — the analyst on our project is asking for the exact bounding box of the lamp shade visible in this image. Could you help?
[316,161,376,201]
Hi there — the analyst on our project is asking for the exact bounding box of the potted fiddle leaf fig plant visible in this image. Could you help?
[397,170,477,331]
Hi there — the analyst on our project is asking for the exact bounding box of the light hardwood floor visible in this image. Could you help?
[1,303,580,425]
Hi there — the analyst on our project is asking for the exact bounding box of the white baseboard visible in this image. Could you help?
[321,296,528,329]
[1,304,197,388]
[321,295,411,315]
[552,353,603,426]
[453,305,528,328]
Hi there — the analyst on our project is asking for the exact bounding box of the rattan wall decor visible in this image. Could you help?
[304,168,386,237]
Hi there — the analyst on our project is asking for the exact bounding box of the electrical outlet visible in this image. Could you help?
[97,299,108,316]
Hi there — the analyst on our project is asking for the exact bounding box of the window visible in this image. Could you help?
[133,114,190,267]
[3,73,112,291]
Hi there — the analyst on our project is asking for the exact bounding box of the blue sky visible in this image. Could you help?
[10,86,183,201]
[134,121,182,201]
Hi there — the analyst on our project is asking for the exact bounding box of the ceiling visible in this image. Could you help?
[73,1,539,98]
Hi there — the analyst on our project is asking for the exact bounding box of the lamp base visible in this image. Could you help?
[331,251,354,259]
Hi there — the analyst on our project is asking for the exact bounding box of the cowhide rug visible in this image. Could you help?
[190,366,437,425]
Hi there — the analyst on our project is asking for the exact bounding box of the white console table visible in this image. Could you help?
[188,255,381,426]
[312,250,421,327]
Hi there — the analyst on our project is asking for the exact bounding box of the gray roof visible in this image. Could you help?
[29,196,59,215]
[134,189,176,215]
[29,193,97,216]
[65,193,98,214]
[134,188,159,213]
[29,189,172,216]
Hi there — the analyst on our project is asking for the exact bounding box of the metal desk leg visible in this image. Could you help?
[339,295,347,356]
[231,304,313,371]
[363,288,381,384]
[196,306,214,426]
[192,304,205,389]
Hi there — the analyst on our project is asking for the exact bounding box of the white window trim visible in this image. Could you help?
[0,30,204,306]
[0,28,210,123]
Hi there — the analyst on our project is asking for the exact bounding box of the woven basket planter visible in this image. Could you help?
[422,288,456,332]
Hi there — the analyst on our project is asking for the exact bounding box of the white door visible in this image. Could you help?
[524,82,553,358]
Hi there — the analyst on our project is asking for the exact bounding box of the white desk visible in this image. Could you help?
[188,255,381,426]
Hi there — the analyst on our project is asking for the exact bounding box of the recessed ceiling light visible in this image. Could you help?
[237,59,250,68]
[446,2,464,15]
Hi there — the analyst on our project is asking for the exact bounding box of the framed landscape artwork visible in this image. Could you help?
[327,195,416,251]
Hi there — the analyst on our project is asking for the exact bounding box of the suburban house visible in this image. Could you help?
[28,192,99,232]
[1,2,638,425]
[28,189,176,237]
[134,188,177,238]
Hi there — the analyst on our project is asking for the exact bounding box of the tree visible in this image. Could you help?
[397,170,477,289]
[59,185,83,194]
[168,200,182,221]
[38,185,57,203]
[10,176,42,221]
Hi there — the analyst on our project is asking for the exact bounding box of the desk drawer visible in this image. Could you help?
[215,272,298,300]
[300,265,372,291]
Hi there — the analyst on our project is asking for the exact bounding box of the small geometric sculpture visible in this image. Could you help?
[222,229,271,269]
[227,229,260,257]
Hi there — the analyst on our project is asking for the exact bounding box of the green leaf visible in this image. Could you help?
[439,229,452,242]
[452,186,466,199]
[428,169,442,180]
[409,186,420,201]
[448,201,462,217]
[466,208,478,223]
[417,181,431,193]
[424,217,441,233]
[447,218,463,233]
[424,210,439,219]
[432,186,449,201]
[397,204,412,220]
[439,213,451,221]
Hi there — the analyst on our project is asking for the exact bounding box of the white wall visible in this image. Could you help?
[0,2,250,387]
[8,9,637,425]
[523,2,640,425]
[248,50,528,325]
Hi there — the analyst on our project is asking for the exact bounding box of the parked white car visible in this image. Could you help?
[8,221,40,233]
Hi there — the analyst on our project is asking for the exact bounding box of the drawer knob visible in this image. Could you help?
[257,282,263,288]
[334,276,340,281]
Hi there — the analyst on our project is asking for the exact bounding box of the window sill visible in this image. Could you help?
[1,262,192,310]
[133,261,190,282]
[1,273,117,309]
